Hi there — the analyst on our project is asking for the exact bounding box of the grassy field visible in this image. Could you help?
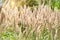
[0,0,60,40]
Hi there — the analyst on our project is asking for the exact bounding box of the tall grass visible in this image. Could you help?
[0,0,60,40]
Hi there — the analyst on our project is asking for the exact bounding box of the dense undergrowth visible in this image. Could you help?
[0,0,60,40]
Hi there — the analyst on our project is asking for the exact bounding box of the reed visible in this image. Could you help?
[0,0,60,40]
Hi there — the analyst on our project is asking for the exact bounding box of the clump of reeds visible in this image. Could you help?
[17,5,60,40]
[0,0,60,40]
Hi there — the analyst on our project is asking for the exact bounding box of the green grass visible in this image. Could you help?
[0,27,60,40]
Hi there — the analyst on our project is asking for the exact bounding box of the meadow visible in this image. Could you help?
[0,0,60,40]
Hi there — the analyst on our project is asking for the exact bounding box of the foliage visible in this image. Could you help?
[2,0,60,9]
[26,0,38,7]
[0,31,16,40]
[51,0,60,10]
